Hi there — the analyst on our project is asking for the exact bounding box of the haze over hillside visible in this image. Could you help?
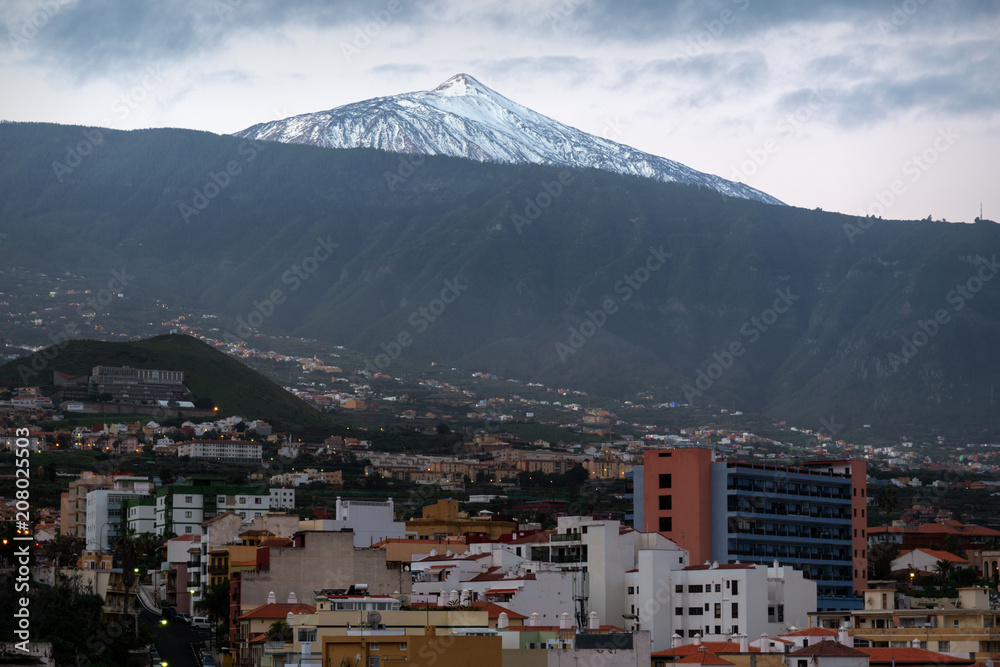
[1,121,998,433]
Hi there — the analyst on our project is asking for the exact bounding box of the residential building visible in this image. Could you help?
[890,548,969,575]
[810,586,1000,658]
[142,476,286,537]
[635,448,867,609]
[298,497,409,547]
[60,471,112,538]
[176,439,263,464]
[84,476,153,550]
[406,498,517,540]
[89,364,185,402]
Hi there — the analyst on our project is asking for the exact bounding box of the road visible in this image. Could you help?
[141,608,212,667]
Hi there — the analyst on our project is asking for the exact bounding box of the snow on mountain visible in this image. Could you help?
[233,74,784,205]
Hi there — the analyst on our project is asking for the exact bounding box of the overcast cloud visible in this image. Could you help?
[2,0,998,222]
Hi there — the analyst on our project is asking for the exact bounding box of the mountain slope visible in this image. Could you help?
[0,334,335,430]
[1,121,999,435]
[233,73,783,206]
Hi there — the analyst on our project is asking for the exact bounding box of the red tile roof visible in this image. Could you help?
[906,548,969,563]
[468,601,528,619]
[860,648,975,665]
[675,652,734,665]
[780,627,838,637]
[789,643,867,658]
[652,642,760,657]
[238,602,316,620]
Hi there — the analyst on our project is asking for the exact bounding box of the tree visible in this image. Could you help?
[875,487,898,528]
[159,466,175,485]
[933,559,955,586]
[266,619,292,642]
[38,533,85,566]
[868,541,899,580]
[196,578,231,639]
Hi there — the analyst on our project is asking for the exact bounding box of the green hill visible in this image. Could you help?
[2,121,1000,433]
[0,334,335,431]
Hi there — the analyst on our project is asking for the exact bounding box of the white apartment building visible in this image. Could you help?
[298,497,407,547]
[176,440,262,464]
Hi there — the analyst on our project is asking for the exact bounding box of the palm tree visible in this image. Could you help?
[112,527,143,634]
[933,559,955,587]
[875,487,899,528]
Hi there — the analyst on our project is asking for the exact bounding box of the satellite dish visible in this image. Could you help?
[368,611,382,626]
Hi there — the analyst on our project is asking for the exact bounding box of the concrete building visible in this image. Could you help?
[176,439,262,464]
[890,548,969,575]
[84,476,153,550]
[144,476,287,536]
[89,365,185,402]
[298,497,408,547]
[60,471,112,539]
[634,448,867,609]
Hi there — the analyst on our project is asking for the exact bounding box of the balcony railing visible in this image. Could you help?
[208,564,228,575]
[550,533,582,543]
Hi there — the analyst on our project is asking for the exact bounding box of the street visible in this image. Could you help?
[140,607,212,667]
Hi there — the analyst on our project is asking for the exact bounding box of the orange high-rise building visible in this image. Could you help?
[635,448,867,610]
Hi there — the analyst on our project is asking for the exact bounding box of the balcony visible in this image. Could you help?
[208,563,228,575]
[551,533,582,543]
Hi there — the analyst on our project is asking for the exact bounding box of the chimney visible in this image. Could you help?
[839,624,853,647]
[711,561,718,569]
[286,611,294,625]
[759,633,770,653]
[911,638,920,649]
[287,591,297,604]
[438,591,448,606]
[529,612,540,627]
[497,612,509,629]
[450,590,460,605]
[460,589,471,606]
[560,612,572,629]
[589,611,600,630]
[672,633,683,649]
[738,633,749,653]
[694,633,702,646]
[429,548,437,557]
[267,591,276,605]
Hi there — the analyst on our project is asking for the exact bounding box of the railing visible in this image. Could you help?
[550,533,581,543]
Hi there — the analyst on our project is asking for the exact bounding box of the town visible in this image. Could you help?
[2,358,1000,667]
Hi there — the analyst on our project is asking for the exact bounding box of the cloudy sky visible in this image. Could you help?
[2,0,998,222]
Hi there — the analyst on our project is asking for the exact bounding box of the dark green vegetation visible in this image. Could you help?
[3,121,1000,433]
[0,334,336,431]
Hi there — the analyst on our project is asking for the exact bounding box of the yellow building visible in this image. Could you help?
[810,587,1000,656]
[406,499,516,540]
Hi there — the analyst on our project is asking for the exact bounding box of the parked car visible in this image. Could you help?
[191,616,212,629]
[177,612,192,624]
[161,607,179,621]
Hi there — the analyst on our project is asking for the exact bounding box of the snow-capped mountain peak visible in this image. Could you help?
[233,74,784,206]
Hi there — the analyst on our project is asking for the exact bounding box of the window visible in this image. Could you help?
[659,517,672,532]
[778,606,784,623]
[714,603,721,619]
[369,659,379,667]
[239,498,246,504]
[675,607,684,616]
[659,495,672,510]
[399,643,407,651]
[675,585,683,593]
[185,526,192,533]
[255,498,261,504]
[185,511,192,519]
[798,661,808,667]
[370,643,379,651]
[688,585,703,593]
[297,628,317,642]
[659,473,672,489]
[732,603,739,618]
[714,584,721,592]
[731,581,739,596]
[938,642,950,652]
[715,625,721,635]
[628,586,635,595]
[185,496,193,503]
[688,607,703,616]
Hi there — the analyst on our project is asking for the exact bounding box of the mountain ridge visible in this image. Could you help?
[233,73,784,206]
